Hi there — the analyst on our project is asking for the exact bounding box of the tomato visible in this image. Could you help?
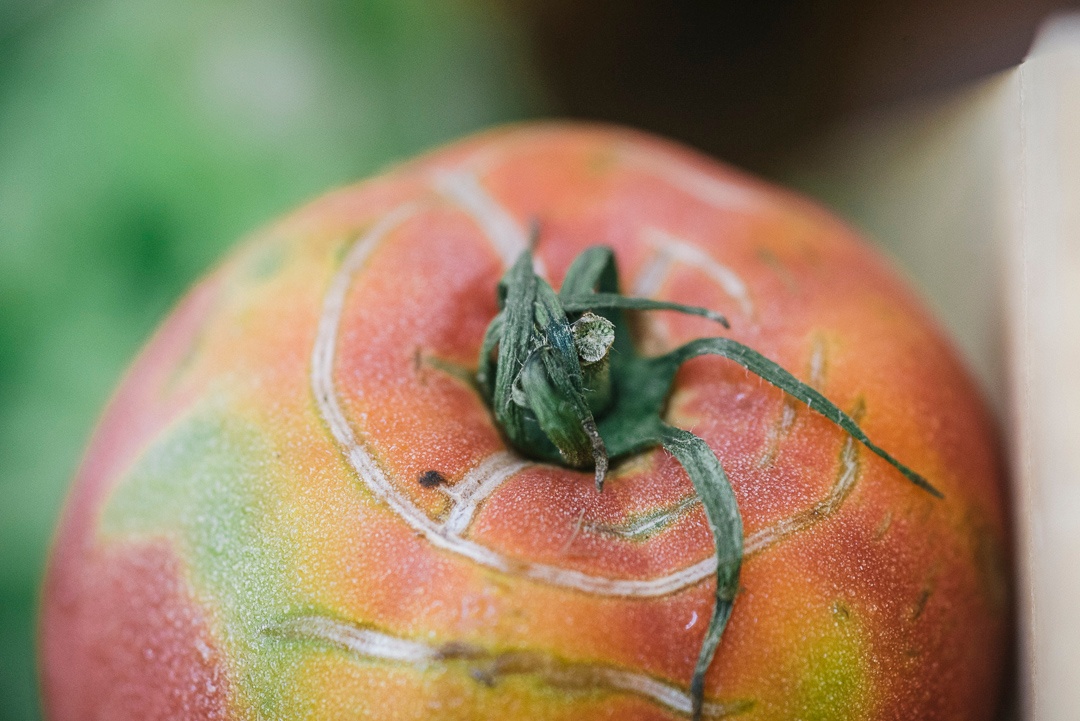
[40,124,1010,720]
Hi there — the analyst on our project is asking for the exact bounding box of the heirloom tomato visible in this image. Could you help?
[41,125,1010,721]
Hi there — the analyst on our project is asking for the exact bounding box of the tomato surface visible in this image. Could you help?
[41,125,1010,720]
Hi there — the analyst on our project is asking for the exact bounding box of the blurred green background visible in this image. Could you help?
[1,0,1065,717]
[0,1,540,718]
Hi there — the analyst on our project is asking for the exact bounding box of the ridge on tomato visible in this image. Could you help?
[41,124,1010,721]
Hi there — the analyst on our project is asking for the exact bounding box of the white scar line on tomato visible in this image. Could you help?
[432,167,529,265]
[590,424,860,557]
[269,615,435,663]
[266,615,749,719]
[440,451,532,536]
[632,247,674,298]
[744,427,860,555]
[808,337,826,386]
[312,201,721,597]
[617,144,766,213]
[759,336,827,467]
[586,495,701,541]
[639,227,754,318]
[314,201,857,599]
[432,165,552,277]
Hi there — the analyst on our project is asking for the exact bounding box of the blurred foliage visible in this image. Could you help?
[0,0,540,717]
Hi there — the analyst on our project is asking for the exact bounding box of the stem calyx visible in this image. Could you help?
[476,244,940,721]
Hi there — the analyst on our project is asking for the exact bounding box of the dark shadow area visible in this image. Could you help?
[513,0,1080,173]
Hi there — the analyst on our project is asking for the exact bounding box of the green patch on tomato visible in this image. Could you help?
[789,604,869,721]
[99,406,328,718]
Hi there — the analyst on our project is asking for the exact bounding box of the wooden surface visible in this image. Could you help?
[1008,19,1080,721]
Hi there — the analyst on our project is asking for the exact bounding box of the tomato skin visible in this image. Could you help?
[40,125,1010,721]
